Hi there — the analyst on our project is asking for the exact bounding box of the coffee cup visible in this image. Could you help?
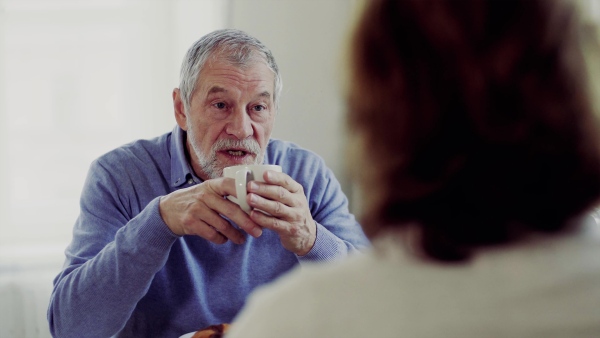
[223,164,283,213]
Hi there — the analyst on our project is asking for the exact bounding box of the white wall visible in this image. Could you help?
[0,1,7,235]
[230,0,359,198]
[0,0,228,248]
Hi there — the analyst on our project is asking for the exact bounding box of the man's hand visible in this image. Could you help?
[245,170,317,256]
[159,177,263,244]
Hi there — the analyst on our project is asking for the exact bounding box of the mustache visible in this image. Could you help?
[212,138,262,155]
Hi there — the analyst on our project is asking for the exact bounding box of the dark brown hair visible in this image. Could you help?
[348,0,600,262]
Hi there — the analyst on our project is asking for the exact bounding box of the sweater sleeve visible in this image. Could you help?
[47,159,179,338]
[293,154,370,263]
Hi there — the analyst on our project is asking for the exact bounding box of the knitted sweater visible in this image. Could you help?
[48,126,369,338]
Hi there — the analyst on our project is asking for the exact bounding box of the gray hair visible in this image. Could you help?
[179,29,282,113]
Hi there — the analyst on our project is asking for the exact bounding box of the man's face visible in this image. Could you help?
[174,55,276,181]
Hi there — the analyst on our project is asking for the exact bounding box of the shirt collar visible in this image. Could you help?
[170,125,202,187]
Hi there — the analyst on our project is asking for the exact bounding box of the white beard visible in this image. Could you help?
[187,125,264,179]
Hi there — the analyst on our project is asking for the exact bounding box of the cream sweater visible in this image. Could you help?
[229,215,600,338]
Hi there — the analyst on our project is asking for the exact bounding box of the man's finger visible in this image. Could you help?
[198,209,246,245]
[185,180,262,240]
[202,185,264,239]
[249,208,287,233]
[204,177,238,198]
[247,181,298,208]
[263,170,303,194]
[248,192,291,219]
[193,221,228,245]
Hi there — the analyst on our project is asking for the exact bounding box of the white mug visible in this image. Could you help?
[223,164,283,213]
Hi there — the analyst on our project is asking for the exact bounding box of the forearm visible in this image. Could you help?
[296,162,370,262]
[48,199,179,337]
[298,221,369,263]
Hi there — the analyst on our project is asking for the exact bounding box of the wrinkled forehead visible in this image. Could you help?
[195,57,275,99]
[196,50,276,94]
[205,47,269,72]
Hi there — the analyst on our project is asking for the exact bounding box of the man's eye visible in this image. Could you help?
[214,102,226,109]
[253,105,266,112]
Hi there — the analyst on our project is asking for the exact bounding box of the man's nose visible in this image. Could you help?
[226,108,253,139]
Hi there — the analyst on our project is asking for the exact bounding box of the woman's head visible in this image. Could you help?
[347,0,600,262]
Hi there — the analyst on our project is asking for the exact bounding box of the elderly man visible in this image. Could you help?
[47,29,368,337]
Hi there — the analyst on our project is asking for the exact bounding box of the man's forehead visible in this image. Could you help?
[197,62,275,98]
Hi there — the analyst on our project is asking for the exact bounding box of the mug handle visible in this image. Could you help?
[235,169,254,213]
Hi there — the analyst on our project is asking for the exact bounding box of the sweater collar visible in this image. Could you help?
[170,126,202,188]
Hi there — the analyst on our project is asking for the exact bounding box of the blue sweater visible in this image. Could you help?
[48,126,369,338]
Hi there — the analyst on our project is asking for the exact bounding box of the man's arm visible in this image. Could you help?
[48,154,268,337]
[47,160,179,338]
[296,165,370,262]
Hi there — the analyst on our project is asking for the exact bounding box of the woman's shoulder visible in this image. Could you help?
[228,252,379,337]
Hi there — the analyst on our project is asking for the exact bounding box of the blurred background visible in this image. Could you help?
[0,0,599,337]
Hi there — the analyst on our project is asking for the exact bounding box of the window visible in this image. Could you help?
[0,0,227,259]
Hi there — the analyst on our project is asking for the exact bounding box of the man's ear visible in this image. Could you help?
[173,88,188,131]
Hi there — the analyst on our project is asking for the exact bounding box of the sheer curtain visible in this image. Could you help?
[0,1,227,336]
